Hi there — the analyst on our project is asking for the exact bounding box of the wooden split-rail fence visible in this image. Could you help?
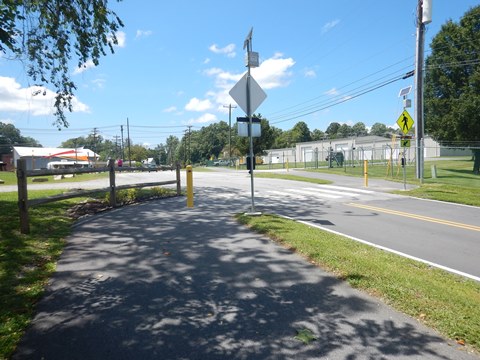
[16,159,181,234]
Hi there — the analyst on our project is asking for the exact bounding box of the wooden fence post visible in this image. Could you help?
[17,159,30,234]
[176,162,181,196]
[108,159,117,207]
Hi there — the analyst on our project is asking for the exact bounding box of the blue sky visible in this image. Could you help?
[0,1,478,148]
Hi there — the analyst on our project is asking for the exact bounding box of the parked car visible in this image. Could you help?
[214,159,230,166]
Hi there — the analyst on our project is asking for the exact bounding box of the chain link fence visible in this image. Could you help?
[263,145,479,182]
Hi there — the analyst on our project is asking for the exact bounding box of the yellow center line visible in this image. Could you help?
[346,203,480,232]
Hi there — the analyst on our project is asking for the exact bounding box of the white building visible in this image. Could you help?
[13,146,99,170]
[262,136,455,166]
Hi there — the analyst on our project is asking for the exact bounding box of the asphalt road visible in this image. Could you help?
[193,168,480,280]
[13,187,479,359]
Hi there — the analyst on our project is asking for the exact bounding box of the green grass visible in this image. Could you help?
[0,171,109,186]
[0,187,177,359]
[393,184,480,207]
[0,190,78,358]
[237,213,480,353]
[254,172,332,185]
[302,157,480,188]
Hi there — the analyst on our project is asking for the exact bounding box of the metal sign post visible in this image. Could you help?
[229,28,266,215]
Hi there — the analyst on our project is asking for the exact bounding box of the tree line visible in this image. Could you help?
[0,119,404,166]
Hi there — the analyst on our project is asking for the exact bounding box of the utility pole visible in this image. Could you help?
[183,129,188,165]
[223,104,237,161]
[92,127,98,166]
[414,0,432,182]
[127,117,132,166]
[114,135,121,158]
[120,125,125,160]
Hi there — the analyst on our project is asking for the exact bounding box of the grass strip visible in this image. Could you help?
[254,172,332,185]
[0,190,77,358]
[236,213,480,353]
[392,184,480,207]
[0,171,109,186]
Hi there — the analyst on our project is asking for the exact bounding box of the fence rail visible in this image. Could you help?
[16,159,181,234]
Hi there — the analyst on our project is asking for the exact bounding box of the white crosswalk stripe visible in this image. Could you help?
[265,185,374,201]
[287,188,342,199]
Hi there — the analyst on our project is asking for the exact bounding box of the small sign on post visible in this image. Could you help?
[237,117,261,137]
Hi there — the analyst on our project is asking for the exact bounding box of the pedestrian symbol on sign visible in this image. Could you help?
[396,110,414,135]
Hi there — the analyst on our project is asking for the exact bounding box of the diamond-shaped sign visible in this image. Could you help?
[229,73,267,115]
[396,110,414,135]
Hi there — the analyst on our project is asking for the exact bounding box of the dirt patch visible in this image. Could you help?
[66,199,112,219]
[66,194,179,220]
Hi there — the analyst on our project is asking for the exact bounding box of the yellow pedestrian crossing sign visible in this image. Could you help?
[396,110,414,135]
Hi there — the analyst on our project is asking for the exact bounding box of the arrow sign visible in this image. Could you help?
[229,73,267,115]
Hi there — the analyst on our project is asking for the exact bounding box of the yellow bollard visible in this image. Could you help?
[364,160,368,187]
[186,165,194,208]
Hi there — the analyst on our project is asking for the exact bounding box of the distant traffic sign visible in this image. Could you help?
[396,110,414,135]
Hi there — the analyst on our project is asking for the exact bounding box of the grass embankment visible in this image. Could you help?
[0,187,176,359]
[237,213,480,353]
[393,184,480,207]
[0,171,108,186]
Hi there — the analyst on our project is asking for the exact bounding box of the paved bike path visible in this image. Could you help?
[13,193,478,359]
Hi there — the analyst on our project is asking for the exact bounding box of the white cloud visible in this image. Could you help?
[108,31,126,48]
[197,53,295,115]
[304,69,316,78]
[73,59,96,75]
[185,97,213,112]
[91,78,106,89]
[0,76,89,116]
[209,43,236,58]
[203,58,211,64]
[325,88,339,96]
[322,19,340,34]
[251,53,295,89]
[187,113,217,124]
[163,106,177,113]
[136,29,153,39]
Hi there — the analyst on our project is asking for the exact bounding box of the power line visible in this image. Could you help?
[271,70,414,125]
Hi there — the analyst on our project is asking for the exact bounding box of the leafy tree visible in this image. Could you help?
[290,121,312,143]
[325,122,341,139]
[424,5,480,174]
[369,123,388,137]
[311,129,325,141]
[0,122,42,156]
[235,115,275,156]
[165,135,180,164]
[271,127,286,148]
[337,124,353,138]
[352,122,368,136]
[0,1,124,128]
[129,144,149,162]
[154,144,168,165]
[194,121,229,160]
[273,129,293,149]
